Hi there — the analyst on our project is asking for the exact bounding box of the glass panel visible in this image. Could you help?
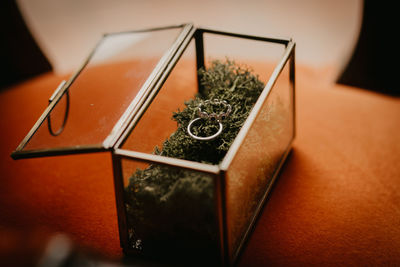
[225,59,294,261]
[203,32,285,84]
[22,27,183,152]
[121,40,197,154]
[121,157,219,263]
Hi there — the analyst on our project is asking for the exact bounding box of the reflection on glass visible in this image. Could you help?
[225,61,293,261]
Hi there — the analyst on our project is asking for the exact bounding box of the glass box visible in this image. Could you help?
[11,24,295,266]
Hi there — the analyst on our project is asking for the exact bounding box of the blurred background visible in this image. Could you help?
[2,0,362,86]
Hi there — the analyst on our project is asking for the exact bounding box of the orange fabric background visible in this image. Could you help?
[0,64,399,266]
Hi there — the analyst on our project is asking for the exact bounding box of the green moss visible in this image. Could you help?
[163,59,265,163]
[124,59,265,258]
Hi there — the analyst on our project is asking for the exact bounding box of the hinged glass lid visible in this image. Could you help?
[12,24,194,159]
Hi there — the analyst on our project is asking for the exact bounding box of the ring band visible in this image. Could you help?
[187,118,223,141]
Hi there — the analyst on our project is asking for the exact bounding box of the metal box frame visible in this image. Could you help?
[11,23,295,266]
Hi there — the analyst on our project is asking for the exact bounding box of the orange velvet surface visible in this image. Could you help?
[1,65,399,266]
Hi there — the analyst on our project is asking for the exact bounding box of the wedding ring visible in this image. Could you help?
[187,99,231,141]
[197,99,232,121]
[187,118,223,141]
